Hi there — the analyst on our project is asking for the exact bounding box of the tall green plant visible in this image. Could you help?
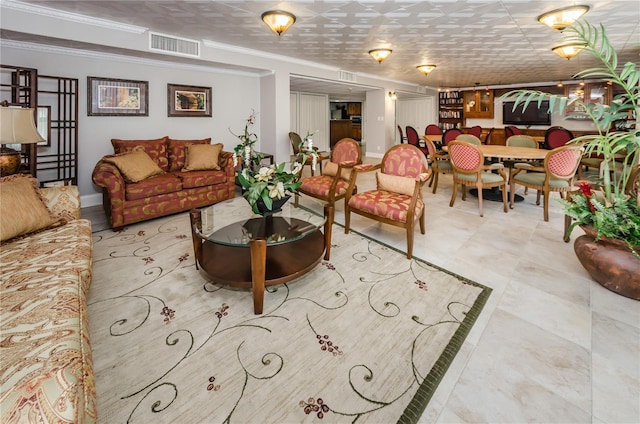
[503,20,639,205]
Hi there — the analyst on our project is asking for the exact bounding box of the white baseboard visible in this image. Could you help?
[81,193,102,208]
[366,152,384,159]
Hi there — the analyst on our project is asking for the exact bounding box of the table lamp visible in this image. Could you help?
[0,104,44,176]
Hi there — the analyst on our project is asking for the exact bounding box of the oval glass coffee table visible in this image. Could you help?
[190,197,334,314]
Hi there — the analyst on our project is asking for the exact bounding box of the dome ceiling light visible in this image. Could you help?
[369,49,392,63]
[552,42,586,60]
[537,5,590,31]
[416,64,437,75]
[261,10,296,36]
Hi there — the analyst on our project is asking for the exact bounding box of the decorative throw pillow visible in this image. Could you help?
[376,172,416,196]
[322,161,353,181]
[182,143,223,171]
[0,174,58,242]
[103,150,164,183]
[168,138,211,171]
[111,136,169,171]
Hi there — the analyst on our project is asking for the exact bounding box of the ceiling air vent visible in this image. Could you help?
[338,70,357,83]
[149,32,200,58]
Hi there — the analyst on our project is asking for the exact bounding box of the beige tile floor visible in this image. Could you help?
[83,157,640,423]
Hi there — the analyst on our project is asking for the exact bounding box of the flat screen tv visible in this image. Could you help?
[502,100,551,126]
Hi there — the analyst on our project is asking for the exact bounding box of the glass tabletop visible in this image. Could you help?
[194,196,326,247]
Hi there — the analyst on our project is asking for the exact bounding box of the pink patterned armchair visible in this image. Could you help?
[295,138,362,206]
[344,144,431,259]
[448,140,509,217]
[509,145,584,221]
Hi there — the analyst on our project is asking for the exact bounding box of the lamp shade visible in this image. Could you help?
[416,64,437,75]
[261,10,296,36]
[0,107,44,144]
[552,43,586,60]
[537,5,590,30]
[369,49,392,63]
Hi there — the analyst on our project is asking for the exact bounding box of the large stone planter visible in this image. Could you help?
[574,226,640,300]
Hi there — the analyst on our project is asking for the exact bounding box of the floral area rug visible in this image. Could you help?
[89,205,491,424]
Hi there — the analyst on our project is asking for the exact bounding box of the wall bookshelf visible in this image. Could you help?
[438,91,463,130]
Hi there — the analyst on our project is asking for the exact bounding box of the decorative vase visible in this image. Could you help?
[253,195,291,216]
[573,225,640,300]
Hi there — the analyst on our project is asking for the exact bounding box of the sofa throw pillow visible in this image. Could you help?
[376,172,416,196]
[168,138,211,171]
[0,174,59,242]
[103,150,164,183]
[182,143,223,171]
[322,161,353,181]
[111,136,169,171]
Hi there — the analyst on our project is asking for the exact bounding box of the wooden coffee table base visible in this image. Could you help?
[198,231,325,313]
[191,204,334,315]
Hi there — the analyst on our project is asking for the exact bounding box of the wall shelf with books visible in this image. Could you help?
[438,91,463,129]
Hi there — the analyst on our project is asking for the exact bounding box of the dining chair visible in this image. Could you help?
[505,126,520,138]
[544,126,574,149]
[295,137,362,207]
[442,128,463,146]
[505,134,540,192]
[424,136,452,194]
[506,135,537,148]
[455,134,482,145]
[344,144,431,259]
[509,145,584,221]
[397,125,407,144]
[425,124,442,136]
[467,125,482,138]
[448,140,509,217]
[289,131,328,176]
[483,127,495,145]
[405,125,430,157]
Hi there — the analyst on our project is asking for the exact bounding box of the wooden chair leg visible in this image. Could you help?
[536,190,541,205]
[501,183,508,212]
[543,190,550,221]
[477,183,484,217]
[509,179,516,209]
[344,205,351,234]
[431,172,439,194]
[406,225,414,259]
[419,209,425,234]
[449,181,458,207]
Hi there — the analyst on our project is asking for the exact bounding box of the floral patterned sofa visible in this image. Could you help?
[92,136,236,230]
[0,176,96,424]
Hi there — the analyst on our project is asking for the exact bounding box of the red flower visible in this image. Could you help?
[579,181,592,197]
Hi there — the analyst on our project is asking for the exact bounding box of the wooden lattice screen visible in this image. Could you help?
[37,75,78,185]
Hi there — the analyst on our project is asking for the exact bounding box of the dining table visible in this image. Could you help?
[444,144,549,202]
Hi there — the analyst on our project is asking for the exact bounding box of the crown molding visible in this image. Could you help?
[0,0,147,33]
[0,39,261,77]
[202,39,339,72]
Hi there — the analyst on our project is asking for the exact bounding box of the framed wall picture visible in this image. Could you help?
[167,84,212,117]
[87,76,149,116]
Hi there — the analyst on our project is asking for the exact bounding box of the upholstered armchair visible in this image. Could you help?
[295,137,362,206]
[448,140,509,217]
[509,145,584,221]
[344,144,431,259]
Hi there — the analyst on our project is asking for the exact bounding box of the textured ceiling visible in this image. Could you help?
[4,0,640,92]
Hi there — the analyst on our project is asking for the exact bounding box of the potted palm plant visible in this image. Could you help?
[504,20,639,299]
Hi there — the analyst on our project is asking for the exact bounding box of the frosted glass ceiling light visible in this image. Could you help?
[261,10,296,36]
[552,43,586,60]
[369,49,392,63]
[416,64,437,75]
[538,5,590,31]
